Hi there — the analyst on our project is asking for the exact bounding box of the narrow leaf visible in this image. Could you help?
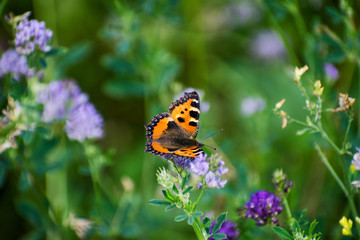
[148,199,171,206]
[181,175,187,189]
[272,226,293,240]
[292,220,301,232]
[210,233,227,240]
[183,186,193,194]
[213,212,227,234]
[175,214,188,222]
[309,220,318,235]
[165,204,176,212]
[172,184,179,194]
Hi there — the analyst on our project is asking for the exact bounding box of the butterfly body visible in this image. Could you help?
[145,91,204,160]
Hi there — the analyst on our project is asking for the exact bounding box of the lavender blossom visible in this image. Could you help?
[37,80,88,122]
[189,153,228,189]
[240,97,266,117]
[0,49,34,80]
[324,63,339,81]
[351,148,360,171]
[209,220,240,240]
[251,30,286,60]
[243,190,283,226]
[65,103,104,141]
[14,17,53,55]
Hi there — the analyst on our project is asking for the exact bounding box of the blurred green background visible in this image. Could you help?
[1,0,360,239]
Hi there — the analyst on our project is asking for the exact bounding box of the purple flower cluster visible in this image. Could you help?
[0,49,34,80]
[324,63,339,81]
[14,17,53,55]
[37,80,103,141]
[209,220,240,240]
[189,153,228,189]
[251,30,286,60]
[243,190,283,226]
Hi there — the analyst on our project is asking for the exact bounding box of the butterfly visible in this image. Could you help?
[145,91,204,160]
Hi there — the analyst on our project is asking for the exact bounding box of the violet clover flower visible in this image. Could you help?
[209,220,240,240]
[0,49,34,80]
[189,153,228,189]
[14,16,53,55]
[37,80,88,122]
[65,103,104,141]
[37,80,103,142]
[240,97,266,117]
[324,63,339,81]
[243,190,283,226]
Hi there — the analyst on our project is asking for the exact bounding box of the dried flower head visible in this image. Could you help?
[294,65,309,84]
[68,213,93,239]
[274,99,286,111]
[333,93,355,112]
[243,190,283,226]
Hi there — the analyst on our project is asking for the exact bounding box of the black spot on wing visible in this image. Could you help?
[189,110,199,120]
[177,117,185,123]
[191,101,199,108]
[189,121,197,127]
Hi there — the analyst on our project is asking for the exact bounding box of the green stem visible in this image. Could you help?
[342,112,353,152]
[315,144,360,234]
[282,197,294,229]
[192,186,206,212]
[192,218,206,240]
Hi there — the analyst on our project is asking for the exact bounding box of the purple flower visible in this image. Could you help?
[37,80,88,122]
[324,63,339,81]
[243,190,283,226]
[189,153,228,189]
[65,103,104,141]
[0,49,34,80]
[240,97,266,117]
[14,16,53,55]
[251,30,286,60]
[209,220,240,240]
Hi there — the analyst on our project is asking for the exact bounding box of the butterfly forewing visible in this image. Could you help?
[169,91,200,138]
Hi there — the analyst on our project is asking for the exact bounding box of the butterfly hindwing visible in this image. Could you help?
[169,91,200,138]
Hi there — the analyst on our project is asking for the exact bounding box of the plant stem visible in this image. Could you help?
[192,187,206,212]
[282,197,294,229]
[315,144,360,234]
[192,217,206,240]
[342,112,353,152]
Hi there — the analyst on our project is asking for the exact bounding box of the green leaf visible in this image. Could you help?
[272,226,293,240]
[175,214,188,222]
[45,47,67,57]
[192,211,203,217]
[325,48,346,63]
[181,175,187,189]
[203,216,211,225]
[0,0,9,19]
[183,186,193,194]
[19,169,32,192]
[292,220,301,232]
[148,199,171,206]
[326,7,344,24]
[210,233,227,240]
[213,212,227,234]
[165,189,176,201]
[187,216,194,225]
[165,204,176,212]
[309,220,318,235]
[16,200,43,227]
[172,184,179,194]
[39,58,47,68]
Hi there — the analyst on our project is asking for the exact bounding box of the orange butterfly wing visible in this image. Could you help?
[145,91,203,160]
[169,91,200,138]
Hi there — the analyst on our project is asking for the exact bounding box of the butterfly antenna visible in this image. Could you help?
[203,144,217,151]
[201,129,223,141]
